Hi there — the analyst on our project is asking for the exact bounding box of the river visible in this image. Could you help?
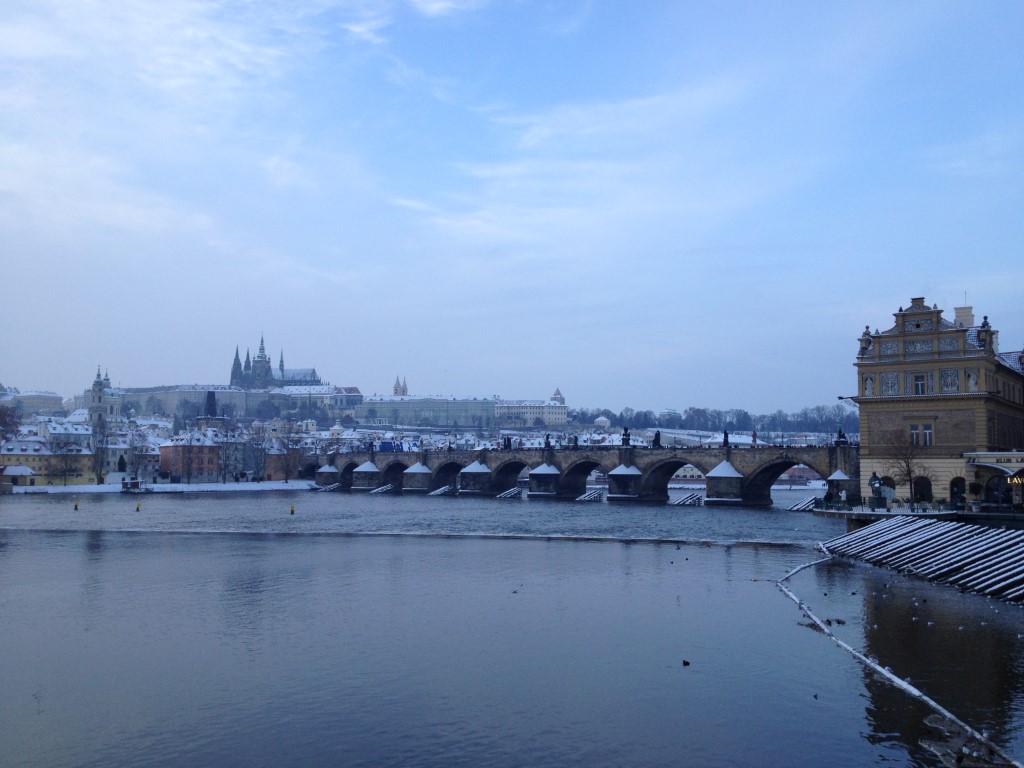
[2,487,1023,767]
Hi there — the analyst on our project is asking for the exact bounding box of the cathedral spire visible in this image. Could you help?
[231,346,243,386]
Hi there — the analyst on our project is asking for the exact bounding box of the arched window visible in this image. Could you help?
[912,476,933,503]
[985,475,1010,505]
[949,477,966,503]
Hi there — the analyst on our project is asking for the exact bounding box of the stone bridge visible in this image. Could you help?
[326,444,861,507]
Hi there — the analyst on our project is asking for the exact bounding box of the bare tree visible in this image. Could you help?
[176,431,205,484]
[92,413,109,484]
[127,428,147,478]
[280,425,303,483]
[247,425,268,482]
[217,430,244,482]
[0,405,19,440]
[880,431,935,511]
[49,441,78,486]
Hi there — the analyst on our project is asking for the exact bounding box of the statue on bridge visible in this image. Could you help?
[652,430,661,448]
[622,427,630,446]
[869,471,882,497]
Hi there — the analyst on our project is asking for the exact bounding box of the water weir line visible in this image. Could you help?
[776,553,1023,768]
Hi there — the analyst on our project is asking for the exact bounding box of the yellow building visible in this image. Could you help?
[0,437,98,486]
[853,297,1024,506]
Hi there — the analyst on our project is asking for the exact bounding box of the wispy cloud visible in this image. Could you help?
[927,122,1023,178]
[407,0,487,18]
[0,142,210,235]
[507,80,746,151]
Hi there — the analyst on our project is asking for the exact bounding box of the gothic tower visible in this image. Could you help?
[251,335,272,388]
[230,347,243,387]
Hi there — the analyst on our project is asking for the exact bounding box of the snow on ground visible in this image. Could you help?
[13,480,311,495]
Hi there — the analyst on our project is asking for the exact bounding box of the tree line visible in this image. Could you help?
[568,403,858,436]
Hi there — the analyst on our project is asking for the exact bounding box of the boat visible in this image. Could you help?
[121,478,153,493]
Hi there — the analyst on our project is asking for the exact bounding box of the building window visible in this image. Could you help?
[905,371,934,395]
[910,423,933,447]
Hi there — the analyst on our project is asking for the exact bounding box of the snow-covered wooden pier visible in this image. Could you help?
[823,515,1024,603]
[788,495,817,511]
[669,492,703,506]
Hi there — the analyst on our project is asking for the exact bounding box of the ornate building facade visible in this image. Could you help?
[854,297,1024,505]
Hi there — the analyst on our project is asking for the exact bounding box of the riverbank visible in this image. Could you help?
[12,479,309,494]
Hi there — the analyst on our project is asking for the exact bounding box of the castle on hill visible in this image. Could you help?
[230,337,322,390]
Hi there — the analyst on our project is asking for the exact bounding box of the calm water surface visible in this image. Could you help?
[2,488,1024,767]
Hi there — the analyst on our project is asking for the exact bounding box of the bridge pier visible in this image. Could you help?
[402,461,432,492]
[351,459,380,492]
[606,462,641,503]
[458,460,493,496]
[527,463,560,499]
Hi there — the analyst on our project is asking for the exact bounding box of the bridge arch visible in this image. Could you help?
[432,460,466,492]
[742,459,804,507]
[559,458,616,499]
[742,458,830,507]
[639,458,717,501]
[335,459,360,490]
[492,459,529,493]
[379,459,411,490]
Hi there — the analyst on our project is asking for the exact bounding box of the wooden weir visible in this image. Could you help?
[822,516,1024,603]
[669,492,703,506]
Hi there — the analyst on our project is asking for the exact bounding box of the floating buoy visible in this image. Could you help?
[74,499,78,510]
[290,504,295,515]
[136,502,141,512]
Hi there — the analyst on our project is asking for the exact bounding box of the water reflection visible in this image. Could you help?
[862,574,1024,753]
[796,558,1024,763]
[85,529,104,560]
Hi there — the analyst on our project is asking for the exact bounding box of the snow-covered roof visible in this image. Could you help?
[272,385,334,395]
[529,463,560,475]
[608,464,642,475]
[2,438,51,455]
[707,461,743,478]
[163,432,217,447]
[461,461,490,473]
[44,422,92,435]
[827,470,851,481]
[2,465,35,476]
[354,461,379,472]
[997,350,1024,375]
[404,462,431,474]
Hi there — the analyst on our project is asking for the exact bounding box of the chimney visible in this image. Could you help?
[954,306,975,328]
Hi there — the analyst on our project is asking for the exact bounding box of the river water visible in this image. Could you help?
[2,488,1024,767]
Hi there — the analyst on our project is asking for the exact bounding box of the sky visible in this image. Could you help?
[1,1,1021,415]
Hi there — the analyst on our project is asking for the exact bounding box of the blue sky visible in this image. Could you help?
[2,1,1021,414]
